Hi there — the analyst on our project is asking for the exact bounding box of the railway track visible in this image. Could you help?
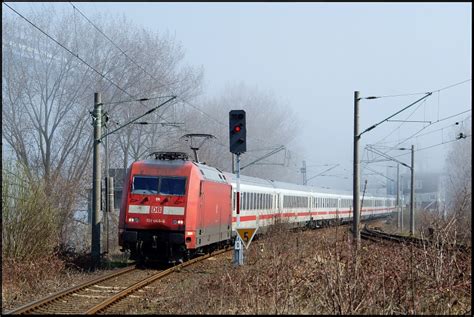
[360,225,470,253]
[5,247,231,315]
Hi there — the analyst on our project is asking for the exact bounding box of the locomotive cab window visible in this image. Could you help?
[132,176,186,196]
[132,176,159,194]
[160,177,186,196]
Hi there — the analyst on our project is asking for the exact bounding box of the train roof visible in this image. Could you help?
[223,172,358,196]
[133,155,394,199]
[133,159,228,184]
[222,172,275,189]
[137,159,191,167]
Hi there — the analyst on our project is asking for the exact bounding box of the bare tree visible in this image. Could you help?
[180,82,302,182]
[2,5,202,250]
[443,117,471,242]
[2,7,97,243]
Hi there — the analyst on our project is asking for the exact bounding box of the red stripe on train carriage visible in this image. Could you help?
[231,207,396,223]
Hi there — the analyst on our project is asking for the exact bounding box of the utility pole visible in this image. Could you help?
[410,144,415,235]
[229,110,246,266]
[106,176,114,255]
[232,154,235,174]
[301,160,307,185]
[104,117,110,256]
[92,92,102,267]
[353,91,360,244]
[396,164,400,230]
[234,154,243,266]
[91,95,176,266]
[400,175,404,232]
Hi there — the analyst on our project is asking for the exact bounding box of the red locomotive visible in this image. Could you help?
[119,152,232,262]
[119,152,396,263]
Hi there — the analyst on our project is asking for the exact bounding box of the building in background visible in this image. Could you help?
[386,171,446,214]
[88,168,127,223]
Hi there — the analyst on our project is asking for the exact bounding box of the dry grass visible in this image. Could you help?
[1,253,122,314]
[2,217,470,315]
[142,220,471,315]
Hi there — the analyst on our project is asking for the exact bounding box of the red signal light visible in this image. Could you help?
[234,125,241,132]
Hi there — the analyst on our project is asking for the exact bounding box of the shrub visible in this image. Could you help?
[2,162,61,261]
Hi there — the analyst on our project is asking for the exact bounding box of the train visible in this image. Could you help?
[118,152,397,263]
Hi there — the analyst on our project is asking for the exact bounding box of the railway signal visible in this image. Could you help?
[229,110,246,154]
[229,110,246,266]
[236,227,257,249]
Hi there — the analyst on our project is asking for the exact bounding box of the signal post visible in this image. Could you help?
[229,110,247,266]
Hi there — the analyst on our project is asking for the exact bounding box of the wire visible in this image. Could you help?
[375,134,471,161]
[3,2,136,100]
[369,92,431,99]
[383,108,471,151]
[69,2,168,90]
[414,135,471,152]
[362,78,471,99]
[69,3,233,145]
[101,95,177,106]
[70,2,220,135]
[413,120,468,139]
[434,78,471,92]
[373,97,428,146]
[67,3,347,172]
[359,92,432,137]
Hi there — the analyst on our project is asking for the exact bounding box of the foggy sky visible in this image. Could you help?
[4,2,471,191]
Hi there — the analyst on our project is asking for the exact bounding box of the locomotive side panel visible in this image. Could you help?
[194,180,232,248]
[182,166,201,250]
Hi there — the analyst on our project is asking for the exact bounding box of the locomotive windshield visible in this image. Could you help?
[132,176,186,196]
[160,177,186,196]
[132,176,159,194]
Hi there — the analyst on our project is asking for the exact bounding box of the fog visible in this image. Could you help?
[6,2,471,192]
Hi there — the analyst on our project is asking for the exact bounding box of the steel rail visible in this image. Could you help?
[361,225,470,253]
[5,265,136,315]
[86,246,232,314]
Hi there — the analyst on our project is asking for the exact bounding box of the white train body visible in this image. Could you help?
[223,172,397,232]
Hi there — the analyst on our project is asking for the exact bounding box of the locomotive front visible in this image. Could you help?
[118,154,197,262]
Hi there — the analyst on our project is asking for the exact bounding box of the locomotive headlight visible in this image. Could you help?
[128,217,139,223]
[177,220,184,225]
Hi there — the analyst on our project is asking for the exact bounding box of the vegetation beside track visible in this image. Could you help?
[111,214,471,315]
[2,212,471,315]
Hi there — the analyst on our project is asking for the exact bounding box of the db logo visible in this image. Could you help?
[150,206,162,214]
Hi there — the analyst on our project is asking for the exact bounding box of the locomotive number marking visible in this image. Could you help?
[146,218,165,223]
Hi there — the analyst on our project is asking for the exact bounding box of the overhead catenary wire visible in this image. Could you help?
[68,4,474,170]
[434,78,472,93]
[71,7,303,161]
[4,2,179,129]
[68,2,169,91]
[65,4,262,161]
[363,134,471,165]
[382,108,471,151]
[66,3,256,152]
[19,3,190,137]
[359,92,433,137]
[10,3,469,181]
[369,78,471,153]
[373,97,429,146]
[360,78,471,100]
[3,3,139,101]
[365,78,470,159]
[374,110,472,147]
